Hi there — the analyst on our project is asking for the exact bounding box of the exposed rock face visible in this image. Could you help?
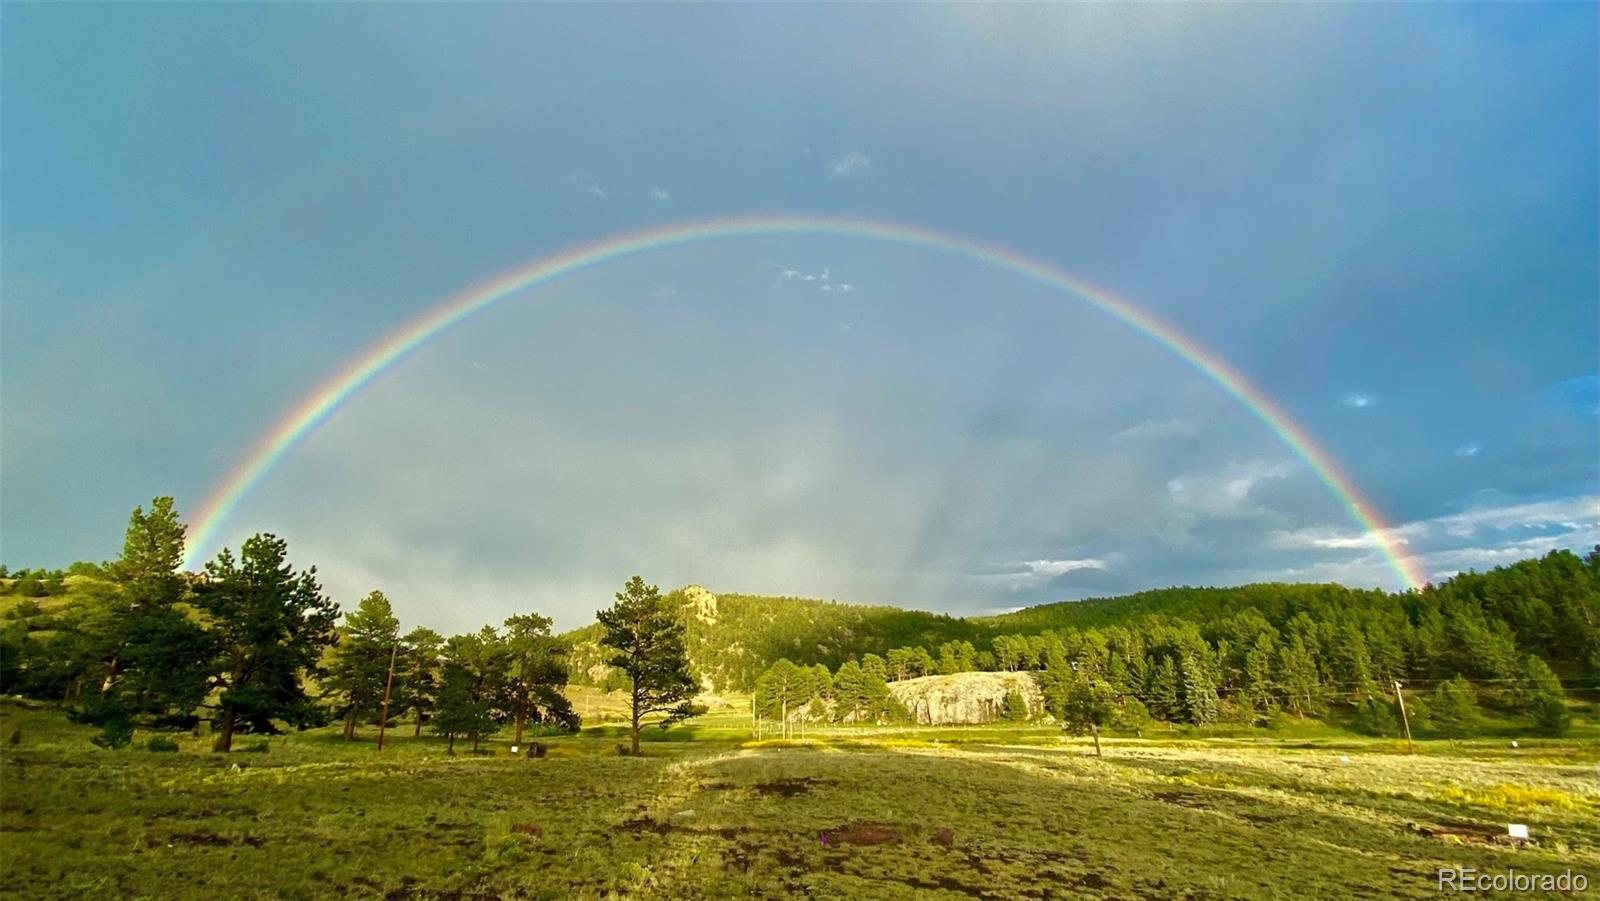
[888,672,1043,725]
[682,585,718,624]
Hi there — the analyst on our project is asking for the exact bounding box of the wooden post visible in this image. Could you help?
[1393,680,1414,754]
[376,643,399,751]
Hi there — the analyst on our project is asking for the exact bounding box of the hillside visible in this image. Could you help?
[974,582,1395,633]
[566,585,985,693]
[567,550,1600,701]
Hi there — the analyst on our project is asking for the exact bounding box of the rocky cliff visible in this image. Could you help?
[888,671,1044,725]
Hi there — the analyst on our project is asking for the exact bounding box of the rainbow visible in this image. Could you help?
[181,215,1426,590]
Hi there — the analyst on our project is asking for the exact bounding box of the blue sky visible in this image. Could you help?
[4,4,1595,631]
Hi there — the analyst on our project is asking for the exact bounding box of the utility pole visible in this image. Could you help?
[1393,680,1414,754]
[376,643,399,751]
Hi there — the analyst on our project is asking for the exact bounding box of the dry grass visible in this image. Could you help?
[2,699,1597,899]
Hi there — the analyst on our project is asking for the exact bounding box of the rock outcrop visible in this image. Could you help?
[888,671,1043,725]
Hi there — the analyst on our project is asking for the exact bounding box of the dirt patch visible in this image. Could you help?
[823,822,903,846]
[510,822,543,838]
[753,777,833,798]
[1073,873,1109,890]
[619,817,673,836]
[1151,789,1208,809]
[1410,821,1504,845]
[170,831,265,848]
[930,826,955,847]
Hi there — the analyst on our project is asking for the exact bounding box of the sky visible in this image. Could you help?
[3,4,1596,633]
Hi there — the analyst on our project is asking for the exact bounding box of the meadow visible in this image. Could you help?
[3,698,1597,900]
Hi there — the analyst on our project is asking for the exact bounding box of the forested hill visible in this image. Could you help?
[565,586,984,693]
[567,550,1600,694]
[975,583,1399,634]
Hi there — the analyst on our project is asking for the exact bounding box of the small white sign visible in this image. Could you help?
[1508,823,1529,840]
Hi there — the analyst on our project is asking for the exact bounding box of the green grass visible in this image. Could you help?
[3,699,1597,899]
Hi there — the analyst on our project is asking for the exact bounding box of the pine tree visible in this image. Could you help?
[437,629,506,751]
[399,627,444,736]
[1047,670,1115,756]
[84,498,214,740]
[1180,653,1220,725]
[860,653,889,684]
[431,662,492,753]
[1001,689,1030,721]
[1148,657,1181,721]
[1519,656,1570,736]
[754,659,811,737]
[993,635,1022,672]
[501,612,571,744]
[596,576,702,755]
[324,591,401,740]
[195,535,338,752]
[832,660,868,722]
[1241,634,1276,712]
[1352,694,1399,736]
[1430,675,1481,738]
[1276,638,1321,716]
[808,663,833,723]
[886,648,914,681]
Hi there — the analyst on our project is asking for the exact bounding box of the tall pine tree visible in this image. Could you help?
[195,535,338,752]
[596,576,701,755]
[324,591,401,740]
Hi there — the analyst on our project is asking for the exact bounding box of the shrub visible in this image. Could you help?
[91,720,134,750]
[1528,693,1571,736]
[1352,696,1399,737]
[1114,697,1153,735]
[240,739,270,754]
[1264,707,1294,733]
[145,736,180,753]
[4,600,43,620]
[1000,690,1029,721]
[1430,676,1481,738]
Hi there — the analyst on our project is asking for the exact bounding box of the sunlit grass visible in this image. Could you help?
[3,698,1597,899]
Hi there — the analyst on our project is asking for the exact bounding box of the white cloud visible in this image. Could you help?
[1340,393,1377,409]
[1425,495,1600,538]
[1166,459,1296,518]
[1426,525,1600,571]
[1271,496,1598,548]
[1454,442,1482,457]
[1267,525,1417,551]
[650,187,671,201]
[830,151,872,177]
[976,557,1107,590]
[771,263,851,293]
[650,286,677,298]
[1265,494,1599,585]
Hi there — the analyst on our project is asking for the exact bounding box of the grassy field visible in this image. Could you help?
[2,699,1597,900]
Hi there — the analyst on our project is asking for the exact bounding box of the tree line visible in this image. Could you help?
[744,550,1598,738]
[0,498,702,754]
